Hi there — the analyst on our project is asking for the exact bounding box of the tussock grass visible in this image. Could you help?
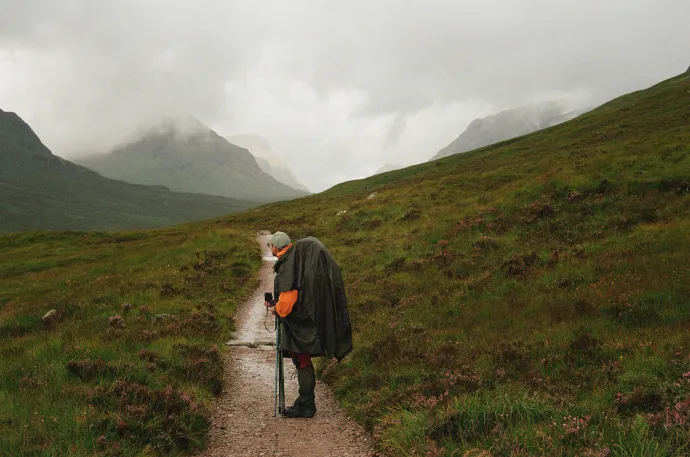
[222,74,690,455]
[0,225,260,456]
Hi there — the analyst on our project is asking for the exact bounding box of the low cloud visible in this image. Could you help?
[1,0,688,191]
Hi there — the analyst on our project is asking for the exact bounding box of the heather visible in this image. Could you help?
[0,226,260,455]
[223,73,690,456]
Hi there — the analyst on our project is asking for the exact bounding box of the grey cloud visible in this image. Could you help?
[302,1,689,113]
[1,1,258,150]
[384,114,407,147]
[1,0,688,191]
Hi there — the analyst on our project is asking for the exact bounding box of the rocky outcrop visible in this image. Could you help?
[42,309,59,325]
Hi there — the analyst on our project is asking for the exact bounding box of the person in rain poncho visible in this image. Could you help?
[265,231,353,418]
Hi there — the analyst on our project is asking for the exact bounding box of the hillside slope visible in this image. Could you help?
[226,134,309,192]
[0,226,261,455]
[224,73,690,455]
[1,74,688,456]
[76,122,308,202]
[430,101,588,161]
[0,110,257,232]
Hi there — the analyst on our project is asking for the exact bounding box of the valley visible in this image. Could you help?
[1,72,688,456]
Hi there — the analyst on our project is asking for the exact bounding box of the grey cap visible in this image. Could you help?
[267,231,291,249]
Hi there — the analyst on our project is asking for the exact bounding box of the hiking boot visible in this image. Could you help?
[283,403,316,418]
[289,397,318,413]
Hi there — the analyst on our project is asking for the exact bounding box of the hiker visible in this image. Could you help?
[265,231,353,418]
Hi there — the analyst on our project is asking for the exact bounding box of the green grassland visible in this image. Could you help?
[1,73,689,456]
[0,226,261,456]
[222,73,690,456]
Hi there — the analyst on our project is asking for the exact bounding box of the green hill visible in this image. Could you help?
[430,101,589,161]
[1,73,688,456]
[0,110,257,232]
[224,73,690,455]
[75,120,309,202]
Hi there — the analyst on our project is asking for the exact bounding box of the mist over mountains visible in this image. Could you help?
[0,0,688,453]
[430,102,589,161]
[0,109,255,232]
[75,119,308,202]
[226,134,309,192]
[2,1,687,191]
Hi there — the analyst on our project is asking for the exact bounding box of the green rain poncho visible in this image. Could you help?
[273,237,353,361]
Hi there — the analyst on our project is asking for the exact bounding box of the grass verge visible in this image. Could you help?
[0,225,260,456]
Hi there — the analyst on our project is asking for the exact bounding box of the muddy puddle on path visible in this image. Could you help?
[197,234,376,457]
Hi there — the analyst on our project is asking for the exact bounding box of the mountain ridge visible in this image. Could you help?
[430,101,589,161]
[0,109,54,158]
[0,110,256,232]
[226,134,309,192]
[76,121,308,202]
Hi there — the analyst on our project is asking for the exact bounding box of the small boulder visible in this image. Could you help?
[42,309,58,325]
[108,315,125,329]
[121,302,133,313]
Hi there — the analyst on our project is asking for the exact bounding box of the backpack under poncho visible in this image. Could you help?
[273,237,353,361]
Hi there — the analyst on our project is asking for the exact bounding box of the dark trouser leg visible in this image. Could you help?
[297,364,316,410]
[285,353,316,418]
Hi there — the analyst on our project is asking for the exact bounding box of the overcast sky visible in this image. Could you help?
[0,1,688,191]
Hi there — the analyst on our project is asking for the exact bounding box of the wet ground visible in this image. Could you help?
[196,234,376,457]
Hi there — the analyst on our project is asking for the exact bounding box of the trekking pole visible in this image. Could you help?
[275,315,285,416]
[274,314,279,417]
[278,317,285,415]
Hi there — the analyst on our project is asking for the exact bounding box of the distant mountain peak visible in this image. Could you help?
[157,115,210,136]
[430,101,587,161]
[122,115,213,146]
[226,134,310,193]
[75,120,308,202]
[229,134,272,151]
[0,110,256,232]
[0,108,54,158]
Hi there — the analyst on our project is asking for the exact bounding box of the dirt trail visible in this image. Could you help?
[197,234,376,457]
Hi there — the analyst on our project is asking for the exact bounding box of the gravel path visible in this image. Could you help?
[197,234,377,457]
